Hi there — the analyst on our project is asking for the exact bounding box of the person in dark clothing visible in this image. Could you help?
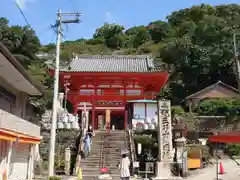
[87,126,94,138]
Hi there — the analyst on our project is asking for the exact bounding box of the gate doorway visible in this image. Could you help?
[111,111,124,130]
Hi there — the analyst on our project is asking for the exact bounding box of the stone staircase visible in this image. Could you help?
[103,130,129,179]
[79,130,132,180]
[80,131,105,179]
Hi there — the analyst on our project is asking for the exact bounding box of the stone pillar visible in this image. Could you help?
[154,100,177,179]
[64,147,71,175]
[58,92,64,108]
[175,137,186,163]
[81,110,89,134]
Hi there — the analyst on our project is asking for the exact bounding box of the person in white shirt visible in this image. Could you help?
[119,151,130,180]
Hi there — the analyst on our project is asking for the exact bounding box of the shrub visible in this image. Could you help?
[225,143,240,156]
[172,106,185,115]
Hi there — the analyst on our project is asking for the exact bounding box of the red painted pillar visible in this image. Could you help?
[124,108,128,129]
[124,82,127,129]
[92,85,97,129]
[92,104,96,129]
[73,104,78,115]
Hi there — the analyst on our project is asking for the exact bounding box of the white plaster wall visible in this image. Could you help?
[133,103,145,118]
[146,103,157,119]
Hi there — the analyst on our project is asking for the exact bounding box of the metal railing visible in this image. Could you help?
[99,133,105,168]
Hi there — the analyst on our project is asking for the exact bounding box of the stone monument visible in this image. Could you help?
[154,100,182,179]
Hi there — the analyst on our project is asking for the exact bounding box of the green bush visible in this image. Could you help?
[196,98,240,121]
[172,106,185,115]
[134,135,155,147]
[48,176,62,180]
[225,144,240,156]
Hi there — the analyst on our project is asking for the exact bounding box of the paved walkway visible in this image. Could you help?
[187,159,240,180]
[35,159,240,180]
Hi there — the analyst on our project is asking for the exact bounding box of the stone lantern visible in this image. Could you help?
[172,116,186,140]
[174,137,187,163]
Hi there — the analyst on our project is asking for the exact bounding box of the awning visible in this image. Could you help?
[208,132,240,143]
[0,128,41,144]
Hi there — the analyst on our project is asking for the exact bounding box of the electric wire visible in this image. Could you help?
[12,0,31,28]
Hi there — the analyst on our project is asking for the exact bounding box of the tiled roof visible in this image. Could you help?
[60,55,164,73]
[184,80,239,100]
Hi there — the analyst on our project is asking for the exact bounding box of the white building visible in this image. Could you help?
[0,42,44,180]
[127,99,158,130]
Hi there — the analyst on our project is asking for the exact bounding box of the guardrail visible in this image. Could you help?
[128,128,137,176]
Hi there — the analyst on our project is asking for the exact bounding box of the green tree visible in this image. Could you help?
[196,98,240,122]
[159,4,240,100]
[148,20,171,43]
[125,26,150,48]
[93,23,125,49]
[0,17,41,68]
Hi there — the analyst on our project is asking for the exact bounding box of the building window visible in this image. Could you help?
[120,89,141,95]
[0,85,16,102]
[0,86,16,113]
[80,89,102,95]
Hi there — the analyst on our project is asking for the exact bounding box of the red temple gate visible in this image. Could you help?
[49,55,169,129]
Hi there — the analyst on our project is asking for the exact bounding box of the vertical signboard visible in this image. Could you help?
[158,100,173,162]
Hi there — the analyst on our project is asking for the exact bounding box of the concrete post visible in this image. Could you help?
[65,147,71,175]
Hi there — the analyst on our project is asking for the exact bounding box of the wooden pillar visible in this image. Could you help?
[92,104,96,129]
[124,108,128,129]
[106,109,111,132]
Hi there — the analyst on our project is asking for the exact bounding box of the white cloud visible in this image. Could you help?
[16,0,36,9]
[104,11,115,23]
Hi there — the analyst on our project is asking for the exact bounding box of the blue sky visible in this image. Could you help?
[1,0,239,45]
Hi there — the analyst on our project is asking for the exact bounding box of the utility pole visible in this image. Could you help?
[48,10,80,177]
[233,33,240,93]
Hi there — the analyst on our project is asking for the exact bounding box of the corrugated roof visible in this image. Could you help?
[60,55,163,73]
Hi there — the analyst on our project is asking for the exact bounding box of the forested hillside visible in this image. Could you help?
[1,3,240,113]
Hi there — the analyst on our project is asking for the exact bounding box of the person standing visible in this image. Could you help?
[119,149,130,180]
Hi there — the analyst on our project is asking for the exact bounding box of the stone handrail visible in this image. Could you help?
[100,133,105,168]
[0,108,41,137]
[128,129,136,163]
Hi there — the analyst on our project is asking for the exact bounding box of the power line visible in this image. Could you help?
[12,0,31,28]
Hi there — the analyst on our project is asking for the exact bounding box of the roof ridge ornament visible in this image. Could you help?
[145,56,154,70]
